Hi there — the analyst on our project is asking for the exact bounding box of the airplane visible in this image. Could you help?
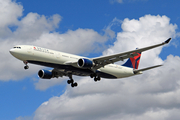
[9,38,171,87]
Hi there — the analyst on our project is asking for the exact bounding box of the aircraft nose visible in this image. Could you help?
[9,49,15,55]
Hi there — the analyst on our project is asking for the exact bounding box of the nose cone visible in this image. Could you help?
[9,48,23,60]
[9,46,26,61]
[9,49,15,55]
[9,48,17,56]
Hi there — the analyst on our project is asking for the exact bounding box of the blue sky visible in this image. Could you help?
[17,0,180,32]
[1,0,180,120]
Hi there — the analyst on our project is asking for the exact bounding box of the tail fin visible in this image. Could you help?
[122,52,141,69]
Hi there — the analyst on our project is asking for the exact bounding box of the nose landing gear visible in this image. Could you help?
[23,61,29,70]
[24,65,29,69]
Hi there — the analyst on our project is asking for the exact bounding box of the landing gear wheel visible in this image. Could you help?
[67,80,71,84]
[23,61,29,70]
[24,66,29,70]
[68,74,78,88]
[71,82,78,87]
[94,76,101,82]
[71,83,74,87]
[90,74,94,78]
[97,76,101,81]
[67,79,74,84]
[73,82,78,87]
[94,78,98,82]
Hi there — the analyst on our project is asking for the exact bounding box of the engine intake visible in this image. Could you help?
[78,58,94,68]
[38,70,53,79]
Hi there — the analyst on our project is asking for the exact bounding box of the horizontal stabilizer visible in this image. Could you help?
[133,65,162,74]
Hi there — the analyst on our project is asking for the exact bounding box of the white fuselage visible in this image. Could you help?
[10,45,135,79]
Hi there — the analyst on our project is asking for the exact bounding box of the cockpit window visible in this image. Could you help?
[13,47,21,49]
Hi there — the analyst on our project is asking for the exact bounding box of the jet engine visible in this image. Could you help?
[77,58,94,68]
[38,70,53,79]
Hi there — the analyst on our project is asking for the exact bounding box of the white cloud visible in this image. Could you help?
[0,0,61,81]
[103,17,122,40]
[34,15,180,120]
[13,12,61,41]
[103,15,177,67]
[110,0,123,4]
[110,0,148,4]
[0,0,22,28]
[32,28,108,54]
[15,116,32,120]
[34,78,66,91]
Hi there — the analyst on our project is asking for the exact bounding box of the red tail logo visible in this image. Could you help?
[130,52,141,69]
[122,52,141,69]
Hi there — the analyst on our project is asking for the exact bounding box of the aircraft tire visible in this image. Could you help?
[71,82,78,87]
[71,83,74,87]
[74,82,78,87]
[67,80,71,84]
[90,74,94,78]
[97,76,101,81]
[24,66,29,70]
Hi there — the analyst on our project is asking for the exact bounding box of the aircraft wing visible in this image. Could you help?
[92,38,171,68]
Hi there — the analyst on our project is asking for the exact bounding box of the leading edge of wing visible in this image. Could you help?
[92,38,171,65]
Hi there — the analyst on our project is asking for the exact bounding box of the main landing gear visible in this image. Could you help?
[23,61,29,70]
[94,76,101,82]
[90,74,101,82]
[67,75,78,87]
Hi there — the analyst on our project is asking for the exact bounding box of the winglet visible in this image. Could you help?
[164,38,171,44]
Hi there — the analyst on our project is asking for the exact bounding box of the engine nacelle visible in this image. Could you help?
[38,70,53,79]
[78,58,94,68]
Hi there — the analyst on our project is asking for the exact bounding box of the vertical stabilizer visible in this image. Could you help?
[122,52,141,69]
